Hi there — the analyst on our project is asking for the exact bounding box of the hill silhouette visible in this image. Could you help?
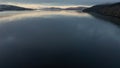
[0,4,34,11]
[83,2,120,18]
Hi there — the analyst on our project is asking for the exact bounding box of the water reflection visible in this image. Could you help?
[88,13,120,26]
[0,10,120,68]
[0,11,90,22]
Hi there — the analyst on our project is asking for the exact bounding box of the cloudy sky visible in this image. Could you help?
[0,0,119,5]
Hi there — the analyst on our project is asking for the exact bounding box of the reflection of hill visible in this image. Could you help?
[87,13,120,26]
[0,4,34,11]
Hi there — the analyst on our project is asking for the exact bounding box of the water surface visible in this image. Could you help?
[0,11,120,68]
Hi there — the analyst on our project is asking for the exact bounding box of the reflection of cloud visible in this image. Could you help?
[5,36,15,42]
[0,11,91,22]
[0,36,15,45]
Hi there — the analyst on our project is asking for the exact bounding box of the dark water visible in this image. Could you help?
[0,11,120,68]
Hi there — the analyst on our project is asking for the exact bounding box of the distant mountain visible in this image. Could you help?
[42,6,87,11]
[63,7,87,11]
[83,2,120,18]
[0,4,34,11]
[0,4,88,12]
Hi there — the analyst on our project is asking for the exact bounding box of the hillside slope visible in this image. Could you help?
[83,2,120,18]
[0,4,34,11]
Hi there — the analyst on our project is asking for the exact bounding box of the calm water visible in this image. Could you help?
[0,11,120,68]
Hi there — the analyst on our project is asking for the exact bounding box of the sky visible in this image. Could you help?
[0,0,119,5]
[0,0,120,5]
